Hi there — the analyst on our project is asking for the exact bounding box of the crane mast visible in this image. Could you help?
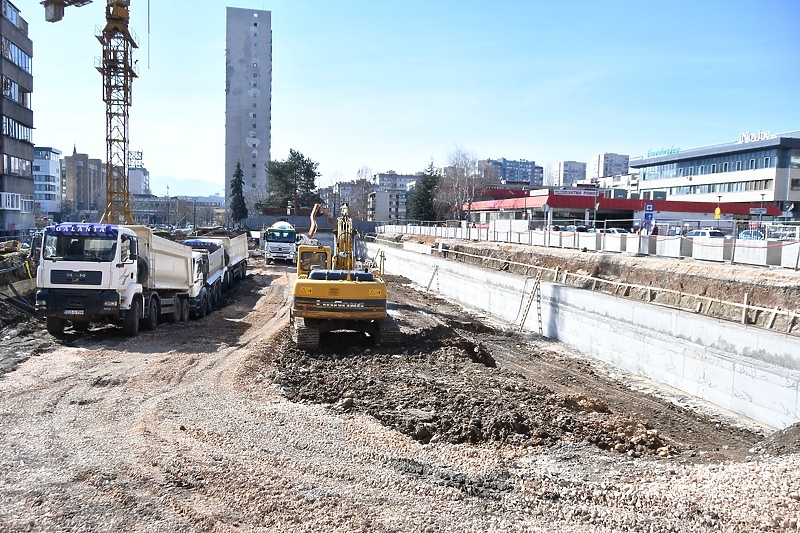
[96,0,137,223]
[43,0,137,224]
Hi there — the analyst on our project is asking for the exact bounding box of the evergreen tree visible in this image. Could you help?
[263,149,321,211]
[407,160,439,221]
[229,161,248,224]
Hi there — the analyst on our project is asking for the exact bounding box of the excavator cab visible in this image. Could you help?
[297,246,331,278]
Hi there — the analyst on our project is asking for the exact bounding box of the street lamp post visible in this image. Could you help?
[717,195,721,228]
[523,187,528,223]
[760,193,765,223]
[592,181,599,228]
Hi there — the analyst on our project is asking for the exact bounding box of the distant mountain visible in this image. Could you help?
[149,177,224,198]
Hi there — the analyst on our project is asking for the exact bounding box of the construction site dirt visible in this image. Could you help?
[1,254,799,531]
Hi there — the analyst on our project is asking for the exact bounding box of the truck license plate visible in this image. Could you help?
[64,310,84,315]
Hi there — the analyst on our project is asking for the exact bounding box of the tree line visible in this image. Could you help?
[229,147,493,225]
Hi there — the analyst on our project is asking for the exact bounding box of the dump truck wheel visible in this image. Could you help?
[167,301,180,324]
[122,300,140,337]
[141,298,158,331]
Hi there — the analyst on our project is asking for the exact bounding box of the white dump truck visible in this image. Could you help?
[264,221,298,264]
[215,233,248,286]
[181,238,228,312]
[36,223,207,336]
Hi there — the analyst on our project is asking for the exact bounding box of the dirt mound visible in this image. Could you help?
[755,423,800,456]
[269,323,678,456]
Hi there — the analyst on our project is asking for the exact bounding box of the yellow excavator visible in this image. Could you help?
[290,203,401,350]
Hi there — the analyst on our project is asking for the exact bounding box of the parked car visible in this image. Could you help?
[684,229,727,238]
[767,230,798,241]
[737,229,765,240]
[587,227,628,234]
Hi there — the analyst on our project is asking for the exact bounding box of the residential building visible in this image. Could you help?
[62,147,106,221]
[630,130,800,218]
[368,189,410,222]
[225,7,272,215]
[591,153,630,180]
[556,161,587,187]
[33,146,62,220]
[374,170,418,191]
[335,179,375,220]
[369,171,416,221]
[481,158,543,187]
[0,1,34,233]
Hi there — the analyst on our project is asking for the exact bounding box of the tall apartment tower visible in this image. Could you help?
[590,153,629,180]
[225,7,272,214]
[0,1,34,233]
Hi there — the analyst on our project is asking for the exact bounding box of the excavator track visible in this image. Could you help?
[291,316,320,350]
[377,316,401,346]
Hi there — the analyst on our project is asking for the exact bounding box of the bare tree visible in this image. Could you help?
[434,147,488,222]
[357,166,372,183]
[345,166,372,219]
[544,162,557,187]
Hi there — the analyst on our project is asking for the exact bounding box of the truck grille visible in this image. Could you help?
[50,270,103,286]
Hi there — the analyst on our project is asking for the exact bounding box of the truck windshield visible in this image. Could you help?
[266,230,295,243]
[42,235,117,262]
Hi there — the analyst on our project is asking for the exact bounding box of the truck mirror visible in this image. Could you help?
[129,238,138,261]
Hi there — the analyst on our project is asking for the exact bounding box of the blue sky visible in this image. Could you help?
[28,0,800,197]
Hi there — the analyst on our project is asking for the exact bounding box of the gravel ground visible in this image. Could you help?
[0,258,798,532]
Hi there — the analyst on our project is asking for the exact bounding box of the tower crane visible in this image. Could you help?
[42,0,138,224]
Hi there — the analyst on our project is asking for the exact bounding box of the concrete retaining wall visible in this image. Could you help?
[367,242,800,429]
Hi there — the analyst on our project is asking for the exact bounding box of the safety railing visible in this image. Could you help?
[376,224,800,270]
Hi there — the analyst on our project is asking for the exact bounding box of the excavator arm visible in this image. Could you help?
[308,203,336,239]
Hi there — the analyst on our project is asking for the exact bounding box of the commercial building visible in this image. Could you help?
[225,7,272,215]
[556,161,587,187]
[0,1,34,233]
[591,153,629,180]
[33,146,62,220]
[631,130,800,218]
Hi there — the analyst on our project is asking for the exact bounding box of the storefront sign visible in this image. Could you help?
[552,188,597,197]
[738,130,775,144]
[646,147,680,157]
